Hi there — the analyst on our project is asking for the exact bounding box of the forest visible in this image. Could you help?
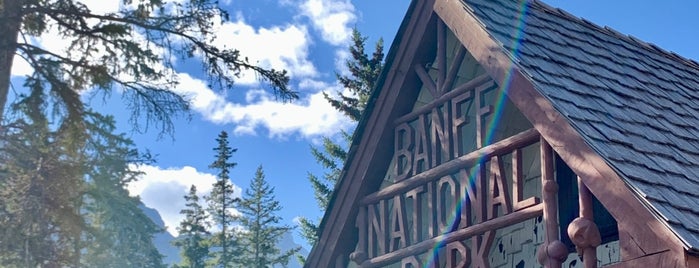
[0,0,385,267]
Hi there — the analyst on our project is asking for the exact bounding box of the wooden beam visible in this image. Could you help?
[359,203,544,268]
[436,18,447,94]
[414,64,439,98]
[442,45,467,93]
[361,128,539,205]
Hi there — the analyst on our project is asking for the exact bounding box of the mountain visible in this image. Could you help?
[139,203,308,267]
[139,204,180,265]
[274,231,309,268]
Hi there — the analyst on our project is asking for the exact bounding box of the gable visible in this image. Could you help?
[306,0,698,267]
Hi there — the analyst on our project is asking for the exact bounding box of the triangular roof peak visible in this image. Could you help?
[306,0,699,267]
[444,0,699,250]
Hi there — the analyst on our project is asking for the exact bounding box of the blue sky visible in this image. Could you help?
[9,0,699,254]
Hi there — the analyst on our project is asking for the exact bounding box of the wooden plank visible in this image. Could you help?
[442,45,467,93]
[358,203,544,268]
[414,64,439,98]
[361,128,539,205]
[433,0,687,264]
[394,73,490,125]
[436,18,447,94]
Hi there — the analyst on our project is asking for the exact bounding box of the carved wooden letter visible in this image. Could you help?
[390,195,409,251]
[395,122,414,182]
[437,174,459,233]
[450,90,472,158]
[405,186,425,244]
[446,241,471,268]
[489,155,513,219]
[512,149,539,211]
[368,200,388,257]
[426,181,438,238]
[474,83,493,148]
[431,104,452,167]
[413,114,431,174]
[459,164,487,229]
[472,231,495,268]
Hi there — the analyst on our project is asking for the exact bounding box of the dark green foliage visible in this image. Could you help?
[323,28,384,121]
[238,166,300,267]
[172,185,210,268]
[80,113,165,268]
[0,88,86,267]
[0,89,164,267]
[298,29,383,254]
[0,0,297,136]
[205,131,240,268]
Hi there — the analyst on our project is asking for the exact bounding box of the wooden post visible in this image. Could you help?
[567,177,601,268]
[537,139,568,267]
[351,207,368,264]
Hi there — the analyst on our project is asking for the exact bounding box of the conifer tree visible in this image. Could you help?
[205,131,240,268]
[0,89,86,267]
[0,90,164,267]
[80,112,165,268]
[173,185,210,268]
[298,29,384,248]
[238,166,300,267]
[323,29,384,121]
[0,0,296,135]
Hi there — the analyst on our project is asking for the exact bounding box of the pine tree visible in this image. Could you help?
[0,89,86,267]
[79,112,165,268]
[238,166,300,268]
[206,131,240,268]
[324,28,384,121]
[0,0,296,134]
[298,29,384,249]
[0,90,164,267]
[173,185,210,268]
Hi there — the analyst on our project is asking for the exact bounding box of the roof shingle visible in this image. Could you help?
[463,0,699,251]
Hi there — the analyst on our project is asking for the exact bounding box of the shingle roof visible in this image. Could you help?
[462,0,699,251]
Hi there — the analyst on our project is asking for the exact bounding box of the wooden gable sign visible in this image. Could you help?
[305,0,699,267]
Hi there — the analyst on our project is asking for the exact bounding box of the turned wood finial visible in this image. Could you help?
[567,177,601,268]
[537,240,569,265]
[567,217,601,251]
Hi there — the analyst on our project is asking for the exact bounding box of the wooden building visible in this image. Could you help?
[305,0,699,267]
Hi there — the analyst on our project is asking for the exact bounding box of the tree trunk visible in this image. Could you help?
[0,0,23,122]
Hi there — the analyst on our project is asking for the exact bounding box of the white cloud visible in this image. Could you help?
[220,89,353,138]
[298,0,356,46]
[10,55,32,77]
[209,18,317,85]
[173,72,352,139]
[81,0,120,15]
[127,164,243,236]
[334,48,352,77]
